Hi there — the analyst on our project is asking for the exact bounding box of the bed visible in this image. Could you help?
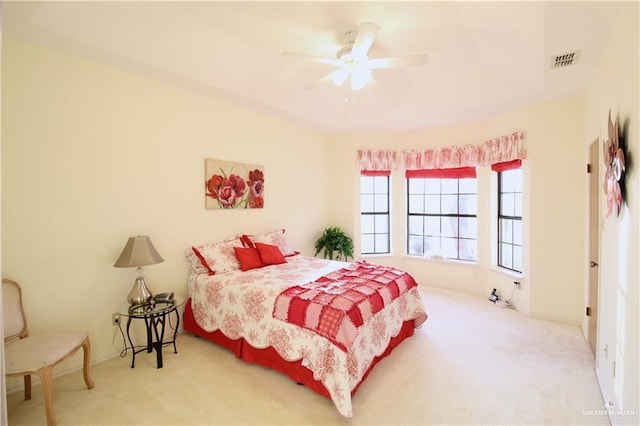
[182,230,428,418]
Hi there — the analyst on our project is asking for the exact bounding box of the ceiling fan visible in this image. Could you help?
[283,22,428,91]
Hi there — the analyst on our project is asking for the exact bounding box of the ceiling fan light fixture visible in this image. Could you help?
[285,22,428,92]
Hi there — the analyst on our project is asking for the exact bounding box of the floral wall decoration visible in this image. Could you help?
[603,109,627,217]
[205,158,264,209]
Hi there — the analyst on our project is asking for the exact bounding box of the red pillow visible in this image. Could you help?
[255,242,287,265]
[233,247,265,271]
[240,234,255,248]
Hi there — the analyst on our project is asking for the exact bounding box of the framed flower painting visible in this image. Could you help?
[205,158,264,209]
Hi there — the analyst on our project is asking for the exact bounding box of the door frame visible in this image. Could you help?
[587,138,600,356]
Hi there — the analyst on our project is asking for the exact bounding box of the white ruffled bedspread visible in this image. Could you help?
[188,255,427,418]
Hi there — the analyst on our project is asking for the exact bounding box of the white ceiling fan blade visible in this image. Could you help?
[305,68,350,89]
[367,55,429,69]
[282,52,341,67]
[351,22,379,57]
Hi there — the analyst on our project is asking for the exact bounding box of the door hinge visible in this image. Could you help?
[587,163,592,173]
[586,306,591,316]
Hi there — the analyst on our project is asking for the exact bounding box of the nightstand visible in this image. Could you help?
[116,297,183,368]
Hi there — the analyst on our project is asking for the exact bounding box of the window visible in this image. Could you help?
[406,168,478,261]
[495,161,523,273]
[360,172,390,255]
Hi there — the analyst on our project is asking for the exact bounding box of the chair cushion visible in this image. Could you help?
[4,331,88,374]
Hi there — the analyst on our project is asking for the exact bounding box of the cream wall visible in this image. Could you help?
[583,2,639,421]
[328,96,587,325]
[1,39,331,377]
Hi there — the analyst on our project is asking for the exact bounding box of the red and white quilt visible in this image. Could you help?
[188,256,427,418]
[273,262,420,352]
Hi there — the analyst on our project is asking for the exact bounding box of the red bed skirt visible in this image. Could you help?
[183,298,415,399]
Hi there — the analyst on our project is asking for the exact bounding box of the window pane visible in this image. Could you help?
[459,217,477,239]
[514,193,523,217]
[361,215,374,234]
[459,194,477,215]
[409,178,424,194]
[408,235,424,255]
[497,167,523,270]
[501,243,513,269]
[375,234,389,253]
[361,234,374,253]
[425,236,440,257]
[513,245,523,272]
[373,176,388,193]
[459,178,477,193]
[425,216,440,236]
[375,214,389,233]
[406,176,476,262]
[361,175,389,255]
[459,239,477,261]
[441,237,457,258]
[409,194,424,214]
[361,176,373,193]
[501,172,515,192]
[408,216,423,235]
[500,219,513,243]
[441,217,458,237]
[441,179,457,194]
[513,168,523,192]
[424,179,440,194]
[425,195,441,214]
[513,220,522,245]
[501,193,515,216]
[441,194,458,214]
[361,194,374,212]
[374,194,388,212]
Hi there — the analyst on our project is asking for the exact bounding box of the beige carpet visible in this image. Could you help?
[6,286,608,425]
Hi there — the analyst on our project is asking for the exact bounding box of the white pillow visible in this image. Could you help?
[242,229,296,257]
[191,238,244,275]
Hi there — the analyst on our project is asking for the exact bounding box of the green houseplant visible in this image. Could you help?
[314,226,354,261]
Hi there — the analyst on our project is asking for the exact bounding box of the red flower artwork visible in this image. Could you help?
[248,169,264,208]
[205,160,264,209]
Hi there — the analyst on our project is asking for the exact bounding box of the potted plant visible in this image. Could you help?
[314,226,354,261]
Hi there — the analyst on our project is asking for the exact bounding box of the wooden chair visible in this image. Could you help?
[2,278,95,426]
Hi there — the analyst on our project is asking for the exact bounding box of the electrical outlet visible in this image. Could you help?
[112,313,120,326]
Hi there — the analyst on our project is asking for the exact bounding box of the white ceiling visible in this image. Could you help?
[2,1,621,132]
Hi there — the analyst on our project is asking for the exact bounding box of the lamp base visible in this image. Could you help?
[128,276,153,306]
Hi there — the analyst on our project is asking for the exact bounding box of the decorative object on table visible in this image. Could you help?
[153,292,174,304]
[314,226,354,261]
[603,109,627,218]
[114,235,164,307]
[205,158,264,209]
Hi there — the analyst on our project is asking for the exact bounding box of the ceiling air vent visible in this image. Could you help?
[551,50,581,69]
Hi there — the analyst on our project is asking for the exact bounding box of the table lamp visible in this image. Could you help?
[114,235,164,307]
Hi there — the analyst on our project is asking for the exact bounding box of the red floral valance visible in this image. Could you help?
[357,150,397,171]
[403,131,526,170]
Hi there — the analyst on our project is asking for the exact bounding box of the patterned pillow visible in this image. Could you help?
[185,235,240,274]
[191,238,244,274]
[184,247,209,274]
[242,229,296,256]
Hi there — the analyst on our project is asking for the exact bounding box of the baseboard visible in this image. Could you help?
[5,351,121,395]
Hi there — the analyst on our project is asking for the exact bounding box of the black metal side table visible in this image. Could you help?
[117,298,183,368]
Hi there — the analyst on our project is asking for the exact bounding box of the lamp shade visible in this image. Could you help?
[114,236,164,268]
